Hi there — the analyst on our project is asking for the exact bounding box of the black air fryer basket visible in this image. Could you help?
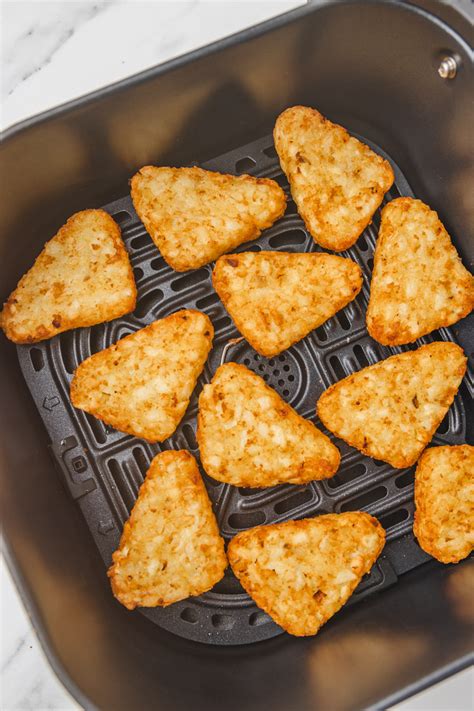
[1,2,473,710]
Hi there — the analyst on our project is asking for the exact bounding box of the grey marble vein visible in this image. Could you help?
[1,634,28,673]
[2,1,112,98]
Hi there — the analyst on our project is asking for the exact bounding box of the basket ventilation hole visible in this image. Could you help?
[379,509,409,529]
[353,344,369,369]
[196,292,220,310]
[133,267,144,281]
[214,316,231,331]
[238,487,258,497]
[274,488,312,514]
[330,355,346,380]
[337,310,351,331]
[150,256,167,272]
[108,458,135,513]
[367,257,374,271]
[202,473,221,489]
[437,412,450,435]
[340,486,387,511]
[235,156,256,174]
[89,325,105,355]
[262,145,277,159]
[327,463,366,489]
[180,608,198,624]
[30,348,44,372]
[182,423,197,450]
[130,233,149,250]
[59,330,78,375]
[211,614,235,630]
[134,289,164,319]
[85,414,107,445]
[269,229,306,249]
[228,511,265,529]
[112,210,131,226]
[274,173,288,190]
[249,611,271,626]
[316,326,328,342]
[358,234,368,251]
[171,269,209,293]
[395,470,415,489]
[132,447,148,478]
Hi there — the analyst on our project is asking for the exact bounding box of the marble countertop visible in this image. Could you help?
[1,2,472,709]
[2,0,304,131]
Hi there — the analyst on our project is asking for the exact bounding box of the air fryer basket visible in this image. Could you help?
[1,0,472,708]
[17,133,472,646]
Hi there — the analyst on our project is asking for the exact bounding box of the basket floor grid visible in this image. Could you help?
[17,133,470,645]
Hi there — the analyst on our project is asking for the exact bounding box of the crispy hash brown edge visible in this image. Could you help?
[0,209,137,344]
[413,445,474,564]
[108,450,227,609]
[367,198,474,346]
[273,106,395,251]
[212,252,363,357]
[316,342,467,469]
[70,309,214,443]
[130,166,287,272]
[196,362,341,487]
[227,512,386,636]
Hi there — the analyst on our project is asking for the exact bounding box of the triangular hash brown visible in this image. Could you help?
[131,166,286,271]
[213,251,362,356]
[274,106,394,251]
[109,450,227,609]
[317,342,467,468]
[228,512,385,636]
[71,309,213,442]
[367,198,474,345]
[1,209,136,343]
[197,362,340,487]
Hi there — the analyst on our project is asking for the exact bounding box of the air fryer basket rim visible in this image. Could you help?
[1,0,473,709]
[3,541,472,711]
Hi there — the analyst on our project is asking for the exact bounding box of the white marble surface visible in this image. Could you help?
[0,2,472,710]
[1,0,304,131]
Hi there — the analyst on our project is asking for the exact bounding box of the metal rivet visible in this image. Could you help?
[438,55,458,80]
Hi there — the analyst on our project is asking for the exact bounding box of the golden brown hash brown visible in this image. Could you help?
[197,362,340,487]
[274,106,394,251]
[212,251,362,357]
[317,342,467,468]
[71,309,213,442]
[228,512,385,636]
[0,209,136,343]
[109,450,227,609]
[130,166,286,271]
[367,198,474,345]
[414,445,473,564]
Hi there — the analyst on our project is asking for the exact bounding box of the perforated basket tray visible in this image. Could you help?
[17,133,473,646]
